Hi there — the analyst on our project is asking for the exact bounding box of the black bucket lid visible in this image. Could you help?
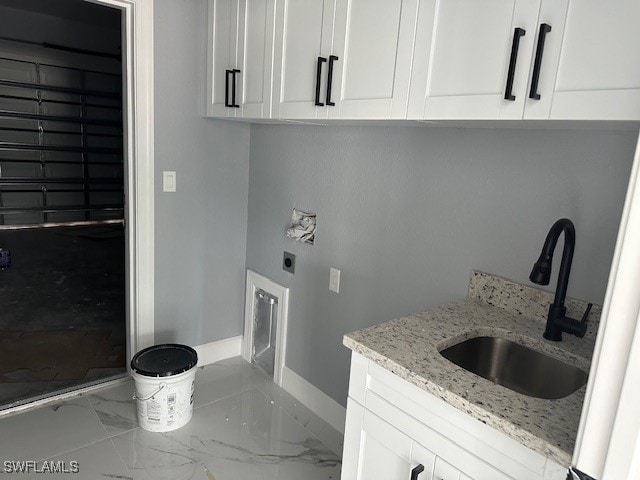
[131,344,198,377]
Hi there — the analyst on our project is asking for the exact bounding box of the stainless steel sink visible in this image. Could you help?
[439,336,588,399]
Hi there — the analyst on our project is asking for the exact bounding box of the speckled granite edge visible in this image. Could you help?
[469,270,602,338]
[343,272,601,468]
[343,334,574,466]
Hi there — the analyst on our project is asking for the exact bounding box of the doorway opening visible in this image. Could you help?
[0,0,126,409]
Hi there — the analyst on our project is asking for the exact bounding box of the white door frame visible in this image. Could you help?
[573,131,640,479]
[87,0,155,361]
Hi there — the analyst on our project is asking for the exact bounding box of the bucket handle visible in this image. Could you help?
[133,382,166,401]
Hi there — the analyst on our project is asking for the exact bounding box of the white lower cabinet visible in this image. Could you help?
[342,352,568,480]
[343,397,510,480]
[342,399,415,480]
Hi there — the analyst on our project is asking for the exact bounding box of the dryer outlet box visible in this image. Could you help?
[283,252,295,274]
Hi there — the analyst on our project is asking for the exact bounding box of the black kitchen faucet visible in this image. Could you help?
[529,218,592,341]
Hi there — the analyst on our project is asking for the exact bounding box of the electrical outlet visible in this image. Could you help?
[283,252,295,274]
[329,267,341,293]
[163,171,176,192]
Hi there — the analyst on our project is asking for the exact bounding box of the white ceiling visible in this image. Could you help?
[0,0,120,29]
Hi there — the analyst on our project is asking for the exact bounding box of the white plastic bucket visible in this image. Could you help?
[131,344,198,432]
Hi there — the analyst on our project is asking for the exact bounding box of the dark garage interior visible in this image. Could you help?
[0,0,126,409]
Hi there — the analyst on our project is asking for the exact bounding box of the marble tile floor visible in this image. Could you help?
[0,357,343,480]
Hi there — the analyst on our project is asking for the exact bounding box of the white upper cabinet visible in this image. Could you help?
[206,0,274,118]
[328,0,419,119]
[237,0,275,118]
[409,0,640,121]
[525,0,640,120]
[206,0,240,117]
[209,0,639,122]
[271,0,336,119]
[408,0,542,120]
[272,0,418,120]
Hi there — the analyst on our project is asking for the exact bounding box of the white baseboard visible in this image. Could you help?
[194,336,243,366]
[281,366,347,434]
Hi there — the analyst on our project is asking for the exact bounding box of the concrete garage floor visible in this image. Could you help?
[0,226,126,409]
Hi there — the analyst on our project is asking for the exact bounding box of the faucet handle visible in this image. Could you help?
[576,303,593,338]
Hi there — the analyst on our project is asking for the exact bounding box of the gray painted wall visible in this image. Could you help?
[246,124,638,406]
[154,0,250,346]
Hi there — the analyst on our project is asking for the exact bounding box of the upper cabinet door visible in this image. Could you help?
[236,0,275,118]
[408,0,541,120]
[206,0,240,117]
[328,0,419,119]
[525,0,640,120]
[272,0,336,119]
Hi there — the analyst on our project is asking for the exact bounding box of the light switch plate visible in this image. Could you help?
[329,267,341,293]
[163,171,176,192]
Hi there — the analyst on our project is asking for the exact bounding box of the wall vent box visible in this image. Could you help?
[252,289,278,378]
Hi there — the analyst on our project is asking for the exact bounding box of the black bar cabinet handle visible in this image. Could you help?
[504,27,526,101]
[231,69,241,108]
[410,464,425,480]
[529,23,551,100]
[225,70,232,107]
[326,55,338,106]
[315,57,327,106]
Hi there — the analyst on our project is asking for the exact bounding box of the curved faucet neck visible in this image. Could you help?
[540,218,575,306]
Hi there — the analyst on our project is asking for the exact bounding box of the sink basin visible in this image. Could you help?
[439,336,588,399]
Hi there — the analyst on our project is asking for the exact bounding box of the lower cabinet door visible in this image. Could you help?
[410,442,436,479]
[433,457,462,480]
[342,398,420,480]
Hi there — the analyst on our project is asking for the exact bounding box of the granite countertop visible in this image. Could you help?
[343,271,601,467]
